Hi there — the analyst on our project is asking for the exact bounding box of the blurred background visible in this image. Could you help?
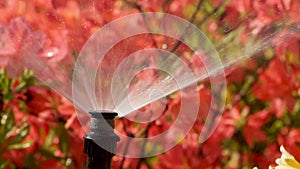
[0,0,300,168]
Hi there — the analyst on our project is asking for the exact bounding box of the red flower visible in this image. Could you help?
[244,110,270,147]
[278,128,300,161]
[252,143,280,169]
[253,58,296,114]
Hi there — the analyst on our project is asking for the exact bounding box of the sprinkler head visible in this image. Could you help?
[84,110,120,153]
[88,110,118,138]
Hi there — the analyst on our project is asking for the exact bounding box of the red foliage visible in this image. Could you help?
[1,0,300,169]
[245,110,270,147]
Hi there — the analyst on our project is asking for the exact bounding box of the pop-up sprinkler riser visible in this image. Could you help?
[84,111,120,169]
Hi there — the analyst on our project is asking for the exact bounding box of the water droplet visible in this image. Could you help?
[162,43,167,49]
[46,51,54,57]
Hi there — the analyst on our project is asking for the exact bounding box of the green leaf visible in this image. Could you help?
[165,115,172,122]
[0,159,15,169]
[291,100,300,128]
[14,82,27,93]
[57,124,69,155]
[145,156,158,165]
[4,111,15,133]
[0,160,9,169]
[4,118,27,140]
[203,1,213,13]
[38,147,62,161]
[0,111,16,143]
[24,154,37,169]
[7,141,32,150]
[44,128,56,147]
[19,69,35,88]
[6,124,30,146]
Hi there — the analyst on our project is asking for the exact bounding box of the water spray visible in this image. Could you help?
[4,10,299,168]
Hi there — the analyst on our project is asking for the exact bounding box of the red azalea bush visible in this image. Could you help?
[0,0,300,169]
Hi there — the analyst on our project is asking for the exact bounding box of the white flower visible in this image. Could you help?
[272,146,300,169]
[253,146,300,169]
